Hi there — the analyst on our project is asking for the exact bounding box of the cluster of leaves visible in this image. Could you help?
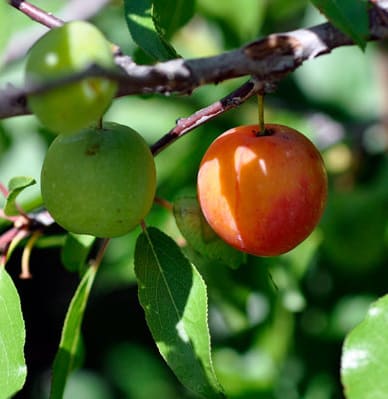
[0,1,388,399]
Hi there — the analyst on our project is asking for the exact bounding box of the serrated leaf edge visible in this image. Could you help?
[137,227,225,397]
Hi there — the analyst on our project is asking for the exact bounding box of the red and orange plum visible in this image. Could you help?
[197,124,328,256]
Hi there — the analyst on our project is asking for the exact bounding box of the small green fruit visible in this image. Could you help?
[25,21,117,134]
[41,122,156,237]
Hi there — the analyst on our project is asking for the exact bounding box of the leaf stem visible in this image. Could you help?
[154,197,173,211]
[140,219,147,232]
[90,238,110,271]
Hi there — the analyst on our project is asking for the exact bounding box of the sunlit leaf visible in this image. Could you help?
[152,0,195,39]
[124,0,178,61]
[341,294,388,399]
[50,266,97,399]
[197,0,266,41]
[310,0,369,50]
[0,267,27,398]
[4,176,36,216]
[134,227,225,398]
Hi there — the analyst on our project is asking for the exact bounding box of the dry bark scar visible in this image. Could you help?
[244,35,303,60]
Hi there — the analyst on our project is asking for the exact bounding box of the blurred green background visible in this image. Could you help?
[1,1,388,398]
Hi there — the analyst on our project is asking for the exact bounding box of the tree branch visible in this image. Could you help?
[116,1,388,96]
[8,0,64,28]
[2,0,388,122]
[150,80,274,155]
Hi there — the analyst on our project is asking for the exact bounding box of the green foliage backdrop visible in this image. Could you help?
[0,1,388,398]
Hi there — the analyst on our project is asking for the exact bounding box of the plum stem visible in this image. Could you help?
[258,94,265,135]
[256,94,272,137]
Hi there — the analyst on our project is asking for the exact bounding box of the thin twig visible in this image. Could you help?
[150,79,266,155]
[20,230,42,279]
[0,207,55,269]
[8,0,64,28]
[0,228,30,268]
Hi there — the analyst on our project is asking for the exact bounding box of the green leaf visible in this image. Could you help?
[50,266,97,399]
[197,0,266,41]
[173,196,246,269]
[4,176,36,216]
[341,294,388,399]
[134,227,225,399]
[310,0,369,50]
[61,233,96,273]
[321,189,387,272]
[152,0,195,40]
[124,0,178,61]
[0,267,27,398]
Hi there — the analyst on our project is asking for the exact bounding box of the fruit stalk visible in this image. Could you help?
[257,94,265,135]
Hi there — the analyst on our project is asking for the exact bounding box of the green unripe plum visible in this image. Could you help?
[25,21,117,134]
[41,122,156,237]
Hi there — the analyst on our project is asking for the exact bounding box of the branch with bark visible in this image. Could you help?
[2,0,388,149]
[2,0,387,156]
[3,1,388,120]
